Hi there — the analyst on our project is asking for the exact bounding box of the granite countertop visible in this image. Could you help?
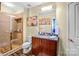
[33,35,58,41]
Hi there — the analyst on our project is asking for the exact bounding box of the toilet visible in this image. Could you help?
[22,36,32,54]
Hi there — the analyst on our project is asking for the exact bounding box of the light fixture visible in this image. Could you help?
[3,2,14,7]
[41,5,52,11]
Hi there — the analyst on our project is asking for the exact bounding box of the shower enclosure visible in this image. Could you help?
[0,12,23,55]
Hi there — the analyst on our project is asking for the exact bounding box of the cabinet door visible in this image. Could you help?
[41,39,57,56]
[32,37,41,55]
[48,40,57,56]
[41,39,48,56]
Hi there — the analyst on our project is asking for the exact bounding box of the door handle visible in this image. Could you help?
[68,39,74,43]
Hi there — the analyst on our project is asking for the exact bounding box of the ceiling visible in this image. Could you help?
[10,2,44,8]
[2,2,45,8]
[1,2,45,14]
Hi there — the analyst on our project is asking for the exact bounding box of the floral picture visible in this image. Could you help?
[27,16,37,26]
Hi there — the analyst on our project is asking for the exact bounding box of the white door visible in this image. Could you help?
[68,2,79,56]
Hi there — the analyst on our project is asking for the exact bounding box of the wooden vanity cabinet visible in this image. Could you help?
[32,37,58,56]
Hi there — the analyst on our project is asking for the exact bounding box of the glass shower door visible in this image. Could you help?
[0,13,11,54]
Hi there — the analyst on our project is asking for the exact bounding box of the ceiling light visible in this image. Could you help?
[41,5,52,11]
[3,2,14,7]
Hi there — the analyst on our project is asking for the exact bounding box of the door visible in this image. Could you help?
[68,2,79,56]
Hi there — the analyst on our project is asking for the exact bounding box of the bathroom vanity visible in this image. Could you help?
[32,36,58,56]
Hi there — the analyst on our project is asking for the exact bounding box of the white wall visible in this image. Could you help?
[56,2,68,55]
[23,8,28,42]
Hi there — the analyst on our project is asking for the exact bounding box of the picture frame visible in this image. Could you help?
[27,16,37,26]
